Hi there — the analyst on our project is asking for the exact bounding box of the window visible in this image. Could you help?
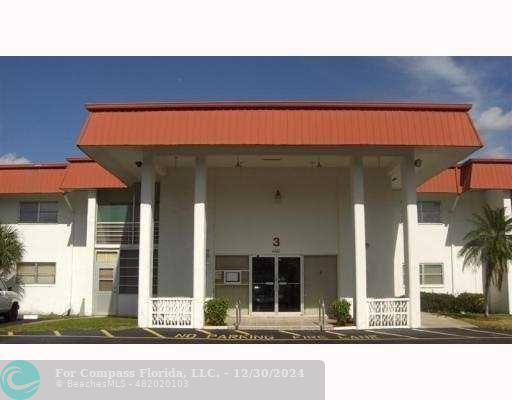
[417,201,441,223]
[98,268,114,291]
[419,263,444,286]
[215,256,249,286]
[224,270,242,284]
[19,201,58,223]
[17,262,56,284]
[96,251,117,292]
[118,249,158,295]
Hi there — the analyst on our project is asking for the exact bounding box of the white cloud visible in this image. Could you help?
[396,57,512,135]
[477,145,510,159]
[0,153,31,164]
[399,57,480,100]
[476,106,512,131]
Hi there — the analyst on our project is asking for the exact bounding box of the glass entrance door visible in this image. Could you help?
[251,256,302,313]
[278,257,301,312]
[251,257,276,312]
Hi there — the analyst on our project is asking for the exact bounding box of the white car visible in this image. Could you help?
[0,278,20,321]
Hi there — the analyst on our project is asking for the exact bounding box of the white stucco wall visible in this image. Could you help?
[156,166,399,301]
[155,166,493,304]
[2,167,509,317]
[394,191,487,297]
[0,192,94,316]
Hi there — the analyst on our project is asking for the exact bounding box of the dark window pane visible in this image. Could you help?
[19,202,39,222]
[418,201,441,223]
[39,202,58,223]
[39,202,57,213]
[278,257,300,283]
[252,257,275,312]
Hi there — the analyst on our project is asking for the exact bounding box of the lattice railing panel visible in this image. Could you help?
[368,298,409,328]
[149,297,193,328]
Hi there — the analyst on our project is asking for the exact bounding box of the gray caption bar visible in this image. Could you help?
[0,360,324,400]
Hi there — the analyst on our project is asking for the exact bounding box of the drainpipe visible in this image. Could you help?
[449,194,461,295]
[450,194,460,213]
[64,193,74,316]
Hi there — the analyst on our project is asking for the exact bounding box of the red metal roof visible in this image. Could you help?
[417,167,462,194]
[419,159,512,193]
[77,101,483,147]
[0,158,126,194]
[0,164,67,194]
[60,158,127,190]
[462,159,512,191]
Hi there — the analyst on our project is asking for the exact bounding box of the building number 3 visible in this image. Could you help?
[272,237,280,247]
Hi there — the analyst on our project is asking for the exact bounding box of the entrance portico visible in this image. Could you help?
[77,101,482,329]
[132,152,437,329]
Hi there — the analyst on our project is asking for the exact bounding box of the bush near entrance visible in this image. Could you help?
[204,298,229,326]
[329,298,352,326]
[421,292,485,314]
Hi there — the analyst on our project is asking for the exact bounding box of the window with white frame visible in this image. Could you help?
[19,201,58,223]
[17,262,56,284]
[419,263,444,286]
[417,201,441,223]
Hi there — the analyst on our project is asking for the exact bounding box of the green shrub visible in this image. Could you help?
[420,292,485,314]
[329,298,352,326]
[455,292,485,313]
[204,298,229,326]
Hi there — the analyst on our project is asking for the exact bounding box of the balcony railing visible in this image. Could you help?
[96,221,159,245]
[367,298,409,328]
[149,297,194,328]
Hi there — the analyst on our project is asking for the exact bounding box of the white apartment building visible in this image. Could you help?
[1,101,511,329]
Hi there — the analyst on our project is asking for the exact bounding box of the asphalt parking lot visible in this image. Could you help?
[1,326,512,343]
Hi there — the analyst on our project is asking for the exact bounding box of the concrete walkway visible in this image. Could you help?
[226,315,334,330]
[421,312,475,328]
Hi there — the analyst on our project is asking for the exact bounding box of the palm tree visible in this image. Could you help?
[459,205,512,317]
[0,223,25,290]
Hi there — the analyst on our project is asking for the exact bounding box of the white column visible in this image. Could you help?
[504,193,512,314]
[138,154,155,328]
[84,189,97,316]
[193,156,207,328]
[351,157,368,329]
[337,172,344,299]
[401,155,421,328]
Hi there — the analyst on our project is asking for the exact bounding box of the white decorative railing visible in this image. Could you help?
[96,221,159,245]
[149,297,193,328]
[367,298,409,328]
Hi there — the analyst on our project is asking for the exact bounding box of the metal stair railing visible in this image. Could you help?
[234,299,241,329]
[318,298,326,332]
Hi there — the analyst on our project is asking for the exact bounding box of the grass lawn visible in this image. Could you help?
[449,313,512,331]
[0,316,137,334]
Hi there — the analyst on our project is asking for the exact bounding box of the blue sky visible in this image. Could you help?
[0,57,511,163]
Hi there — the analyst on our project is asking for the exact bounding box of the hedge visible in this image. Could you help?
[420,292,485,314]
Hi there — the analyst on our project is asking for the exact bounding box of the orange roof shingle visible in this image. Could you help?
[77,101,483,148]
[417,167,462,194]
[0,164,67,194]
[462,159,512,191]
[0,158,126,194]
[60,158,126,190]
